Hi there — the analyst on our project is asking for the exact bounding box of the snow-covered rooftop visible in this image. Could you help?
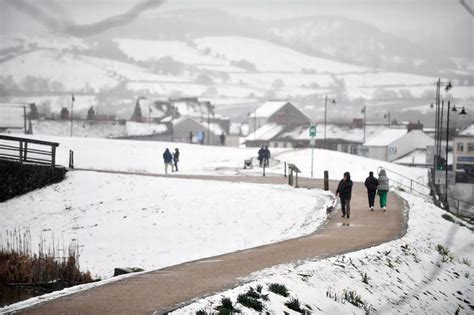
[245,123,284,141]
[289,124,388,143]
[363,128,407,146]
[459,123,474,136]
[249,101,289,118]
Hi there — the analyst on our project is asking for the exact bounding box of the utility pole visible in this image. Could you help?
[70,94,75,137]
[445,100,451,206]
[23,106,27,134]
[363,105,367,143]
[323,95,335,149]
[324,95,327,149]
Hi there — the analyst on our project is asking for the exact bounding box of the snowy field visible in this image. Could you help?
[0,171,330,279]
[5,134,429,188]
[173,193,474,314]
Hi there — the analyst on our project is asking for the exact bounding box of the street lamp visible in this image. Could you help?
[324,95,336,149]
[433,79,452,172]
[443,101,468,207]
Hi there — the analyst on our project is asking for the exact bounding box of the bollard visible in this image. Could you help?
[284,161,287,177]
[69,150,74,169]
[324,170,329,191]
[263,162,266,177]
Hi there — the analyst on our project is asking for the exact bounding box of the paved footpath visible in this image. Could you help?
[20,172,406,315]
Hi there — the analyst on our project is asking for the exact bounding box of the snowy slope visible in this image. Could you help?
[8,134,428,185]
[195,36,368,73]
[0,171,330,279]
[174,193,474,314]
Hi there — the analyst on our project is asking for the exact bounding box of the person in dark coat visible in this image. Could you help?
[336,171,353,218]
[163,148,173,174]
[257,147,264,167]
[173,148,180,172]
[364,171,379,211]
[263,146,271,167]
[219,132,226,146]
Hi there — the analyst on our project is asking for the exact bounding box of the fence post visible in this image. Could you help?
[69,150,74,169]
[19,141,23,163]
[51,146,56,167]
[284,162,287,177]
[23,142,28,162]
[324,170,329,191]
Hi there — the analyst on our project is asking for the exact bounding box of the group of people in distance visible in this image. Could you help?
[257,146,271,167]
[163,148,180,174]
[335,169,390,219]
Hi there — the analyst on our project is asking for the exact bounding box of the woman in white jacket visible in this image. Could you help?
[377,169,390,211]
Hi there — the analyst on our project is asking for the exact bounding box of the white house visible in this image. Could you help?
[361,129,434,162]
[453,124,474,183]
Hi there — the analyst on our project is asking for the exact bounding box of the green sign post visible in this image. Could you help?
[309,125,317,137]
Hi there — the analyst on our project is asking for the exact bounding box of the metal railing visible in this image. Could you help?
[0,135,60,167]
[379,165,474,212]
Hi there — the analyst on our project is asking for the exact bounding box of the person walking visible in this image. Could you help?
[219,132,226,146]
[377,169,390,211]
[163,148,173,174]
[336,171,353,218]
[257,147,264,167]
[263,146,271,167]
[364,171,379,211]
[173,148,180,172]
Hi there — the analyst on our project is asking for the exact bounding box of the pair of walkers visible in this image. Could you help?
[163,148,180,174]
[364,169,389,211]
[335,169,390,219]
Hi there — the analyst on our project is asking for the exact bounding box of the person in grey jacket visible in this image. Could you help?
[377,169,390,211]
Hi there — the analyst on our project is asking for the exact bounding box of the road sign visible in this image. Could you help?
[309,125,316,137]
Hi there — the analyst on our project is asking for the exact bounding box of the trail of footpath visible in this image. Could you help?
[19,170,407,315]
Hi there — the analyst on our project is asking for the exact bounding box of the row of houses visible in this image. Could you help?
[244,100,435,163]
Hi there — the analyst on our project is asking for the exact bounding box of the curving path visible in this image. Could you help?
[19,172,407,315]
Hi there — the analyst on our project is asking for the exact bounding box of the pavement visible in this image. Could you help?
[19,172,407,315]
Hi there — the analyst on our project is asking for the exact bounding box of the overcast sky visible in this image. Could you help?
[1,0,472,42]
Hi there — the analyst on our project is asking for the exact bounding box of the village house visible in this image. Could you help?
[453,124,474,183]
[245,100,311,148]
[361,128,434,162]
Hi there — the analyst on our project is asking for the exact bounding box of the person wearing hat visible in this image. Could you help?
[336,171,353,218]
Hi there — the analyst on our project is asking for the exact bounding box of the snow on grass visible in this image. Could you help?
[31,120,168,138]
[271,148,429,191]
[195,36,368,73]
[0,50,118,91]
[114,38,226,66]
[173,193,474,315]
[0,171,330,279]
[339,72,437,87]
[9,134,258,175]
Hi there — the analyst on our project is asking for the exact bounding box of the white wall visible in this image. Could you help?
[387,130,434,162]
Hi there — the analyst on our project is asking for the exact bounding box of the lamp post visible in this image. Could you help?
[433,79,452,171]
[70,94,75,137]
[323,95,336,149]
[444,102,468,206]
[361,105,367,143]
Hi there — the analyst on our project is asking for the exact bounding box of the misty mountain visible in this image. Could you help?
[85,9,462,76]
